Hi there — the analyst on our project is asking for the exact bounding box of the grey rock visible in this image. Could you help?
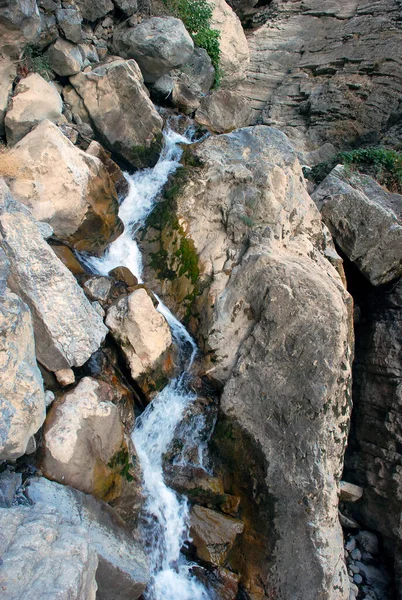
[36,221,54,240]
[195,89,252,133]
[349,564,360,574]
[45,390,55,407]
[340,481,364,503]
[313,165,402,286]
[354,574,363,585]
[0,56,17,137]
[45,37,83,76]
[171,81,200,115]
[74,0,114,21]
[346,537,357,553]
[36,11,58,51]
[0,0,41,58]
[0,247,10,297]
[0,471,22,508]
[184,47,215,94]
[0,180,108,372]
[83,276,112,303]
[113,17,194,82]
[113,0,138,16]
[56,8,83,44]
[357,531,379,556]
[351,548,362,561]
[355,561,390,594]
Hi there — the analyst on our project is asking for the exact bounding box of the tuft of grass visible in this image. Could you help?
[20,46,53,81]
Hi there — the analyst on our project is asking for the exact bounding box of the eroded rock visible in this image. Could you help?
[0,56,16,137]
[0,0,41,57]
[75,0,114,21]
[45,37,83,76]
[190,505,244,566]
[195,90,252,133]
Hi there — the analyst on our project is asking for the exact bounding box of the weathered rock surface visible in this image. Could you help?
[3,120,122,254]
[210,0,250,88]
[190,505,244,566]
[141,125,352,599]
[313,165,402,286]
[75,0,114,21]
[0,470,22,507]
[113,0,138,16]
[106,288,173,388]
[56,8,83,44]
[238,0,402,158]
[113,18,194,83]
[195,90,252,133]
[45,37,84,76]
[0,180,108,372]
[5,73,63,146]
[0,288,45,461]
[71,59,163,167]
[0,476,149,599]
[174,47,215,95]
[86,140,129,198]
[340,481,363,503]
[0,0,41,57]
[0,56,16,137]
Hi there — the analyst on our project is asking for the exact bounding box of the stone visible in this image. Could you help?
[0,0,41,58]
[0,471,22,508]
[62,84,91,126]
[56,8,83,44]
[339,511,360,530]
[113,18,194,83]
[36,11,58,51]
[312,165,402,286]
[351,548,362,561]
[141,125,352,599]
[209,0,250,88]
[113,0,138,16]
[356,531,379,556]
[45,37,84,76]
[195,90,252,133]
[5,73,63,146]
[71,59,163,168]
[0,246,9,297]
[86,140,129,198]
[345,537,356,553]
[109,266,138,288]
[0,287,45,461]
[3,120,123,255]
[45,390,55,407]
[354,574,363,585]
[340,481,364,503]
[83,276,113,303]
[172,81,200,115]
[75,0,114,21]
[190,505,244,566]
[106,288,172,383]
[54,368,75,386]
[0,56,16,138]
[50,244,86,275]
[178,47,215,94]
[0,180,108,372]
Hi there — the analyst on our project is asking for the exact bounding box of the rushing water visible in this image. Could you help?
[82,121,211,600]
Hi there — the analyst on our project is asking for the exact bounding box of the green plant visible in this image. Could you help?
[163,0,221,86]
[21,46,52,80]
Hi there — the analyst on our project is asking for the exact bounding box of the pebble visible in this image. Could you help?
[345,538,357,552]
[354,574,363,585]
[350,564,360,574]
[351,548,362,561]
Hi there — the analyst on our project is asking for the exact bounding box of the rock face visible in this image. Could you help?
[210,0,250,88]
[45,37,84,76]
[0,56,16,137]
[0,477,149,600]
[190,505,244,566]
[195,90,252,133]
[0,0,41,57]
[238,0,402,158]
[0,180,108,372]
[141,125,353,599]
[3,120,122,254]
[74,0,114,21]
[71,59,163,167]
[313,165,402,286]
[113,18,194,83]
[5,73,63,146]
[0,288,46,461]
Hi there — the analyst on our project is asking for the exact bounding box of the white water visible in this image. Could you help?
[82,121,210,600]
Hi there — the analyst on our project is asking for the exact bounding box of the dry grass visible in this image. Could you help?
[0,144,21,179]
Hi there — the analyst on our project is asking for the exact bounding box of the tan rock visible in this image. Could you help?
[0,56,16,137]
[190,505,244,566]
[86,140,129,198]
[3,120,123,255]
[50,244,86,275]
[195,90,252,133]
[45,37,83,76]
[5,73,63,146]
[55,368,75,386]
[340,481,364,503]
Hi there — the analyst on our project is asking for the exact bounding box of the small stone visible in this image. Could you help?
[83,276,112,303]
[45,391,56,407]
[55,368,75,386]
[351,548,361,561]
[353,574,363,585]
[25,435,36,454]
[349,564,360,574]
[345,537,356,552]
[356,531,379,556]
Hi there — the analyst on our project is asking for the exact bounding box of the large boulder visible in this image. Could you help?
[0,286,46,461]
[0,56,16,137]
[2,120,122,254]
[113,18,194,83]
[0,180,108,372]
[195,90,252,133]
[71,59,163,168]
[0,476,149,599]
[312,165,402,286]
[45,37,84,76]
[210,0,250,88]
[0,0,41,58]
[5,73,63,146]
[140,125,353,599]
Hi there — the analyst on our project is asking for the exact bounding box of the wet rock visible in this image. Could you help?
[0,471,22,508]
[195,90,252,133]
[0,180,107,372]
[4,120,122,254]
[340,481,364,503]
[106,288,173,388]
[50,244,86,276]
[71,59,163,168]
[54,368,75,386]
[113,18,194,83]
[56,8,83,44]
[45,37,84,76]
[0,288,46,461]
[190,505,244,566]
[0,56,16,138]
[345,537,357,553]
[5,73,63,146]
[193,565,240,600]
[351,548,362,561]
[313,165,402,286]
[74,0,114,21]
[86,140,129,198]
[0,0,41,58]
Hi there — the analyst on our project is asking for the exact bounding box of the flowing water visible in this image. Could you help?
[82,120,211,600]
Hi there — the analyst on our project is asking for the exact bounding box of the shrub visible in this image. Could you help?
[20,46,52,81]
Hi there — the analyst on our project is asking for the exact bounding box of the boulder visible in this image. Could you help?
[86,140,129,198]
[71,59,163,168]
[0,56,16,137]
[141,125,352,599]
[190,505,244,566]
[210,0,250,88]
[312,165,402,286]
[0,180,108,372]
[0,0,41,58]
[5,73,63,146]
[176,47,215,94]
[195,90,252,133]
[3,120,123,254]
[0,476,149,599]
[113,0,138,16]
[113,18,194,83]
[56,8,83,44]
[106,288,173,387]
[74,0,114,21]
[45,37,83,76]
[0,289,46,461]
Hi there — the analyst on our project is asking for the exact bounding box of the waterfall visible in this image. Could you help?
[82,120,211,600]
